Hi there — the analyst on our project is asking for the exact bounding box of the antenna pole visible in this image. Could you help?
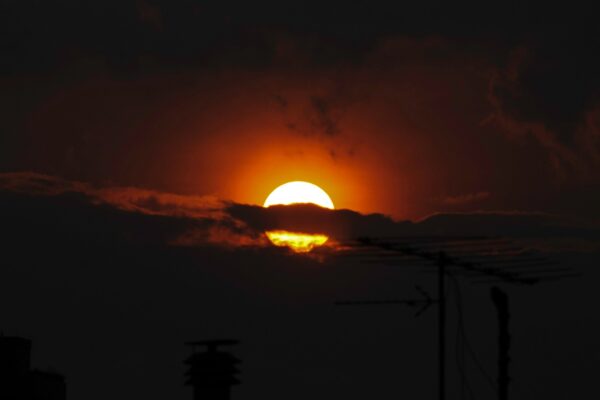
[491,287,510,400]
[438,253,446,400]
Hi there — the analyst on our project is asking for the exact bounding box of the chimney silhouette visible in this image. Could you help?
[0,335,66,400]
[184,339,240,400]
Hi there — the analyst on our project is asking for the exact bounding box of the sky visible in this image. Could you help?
[1,1,599,400]
[2,0,600,219]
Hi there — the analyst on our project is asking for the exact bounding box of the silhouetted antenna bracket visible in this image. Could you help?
[336,285,438,317]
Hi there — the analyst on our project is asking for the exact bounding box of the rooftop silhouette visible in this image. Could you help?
[0,335,66,400]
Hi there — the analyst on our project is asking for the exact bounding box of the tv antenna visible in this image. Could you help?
[336,236,578,400]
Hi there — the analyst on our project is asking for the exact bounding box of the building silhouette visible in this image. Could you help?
[184,340,241,400]
[0,335,66,400]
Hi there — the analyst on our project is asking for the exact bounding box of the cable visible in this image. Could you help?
[450,273,498,395]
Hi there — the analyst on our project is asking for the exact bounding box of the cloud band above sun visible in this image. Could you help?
[1,172,598,254]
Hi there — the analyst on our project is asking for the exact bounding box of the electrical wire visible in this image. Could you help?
[450,273,498,396]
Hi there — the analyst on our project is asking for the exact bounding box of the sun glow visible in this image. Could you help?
[263,181,334,252]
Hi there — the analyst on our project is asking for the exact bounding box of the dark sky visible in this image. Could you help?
[2,0,600,218]
[1,1,599,400]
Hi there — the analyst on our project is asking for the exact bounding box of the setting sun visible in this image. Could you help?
[263,181,334,252]
[264,181,334,209]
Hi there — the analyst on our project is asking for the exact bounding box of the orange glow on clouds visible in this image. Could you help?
[263,181,334,252]
[265,230,329,253]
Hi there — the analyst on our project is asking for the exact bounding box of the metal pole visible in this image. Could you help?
[438,253,446,400]
[491,286,510,400]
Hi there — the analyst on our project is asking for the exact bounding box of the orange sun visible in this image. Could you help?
[263,181,334,252]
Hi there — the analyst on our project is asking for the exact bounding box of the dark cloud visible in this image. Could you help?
[307,96,342,136]
[488,34,600,179]
[2,0,596,76]
[137,0,163,31]
[0,172,224,219]
[231,202,600,246]
[441,191,490,206]
[2,173,598,253]
[282,94,348,138]
[0,172,239,249]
